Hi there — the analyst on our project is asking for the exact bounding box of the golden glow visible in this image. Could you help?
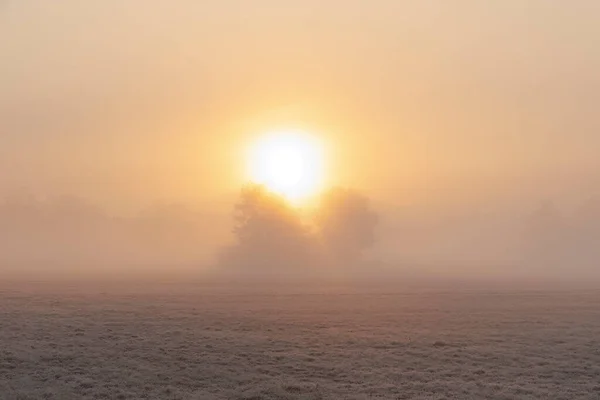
[248,130,325,202]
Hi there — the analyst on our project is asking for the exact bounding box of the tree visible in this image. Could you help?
[219,184,316,270]
[571,196,600,267]
[315,187,378,264]
[522,200,569,270]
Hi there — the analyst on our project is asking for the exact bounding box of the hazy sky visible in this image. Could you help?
[2,1,600,211]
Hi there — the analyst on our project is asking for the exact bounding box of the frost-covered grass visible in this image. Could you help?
[1,281,599,399]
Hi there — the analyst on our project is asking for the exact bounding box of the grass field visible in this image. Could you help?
[1,281,599,399]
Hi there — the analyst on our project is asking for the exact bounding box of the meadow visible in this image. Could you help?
[1,280,599,399]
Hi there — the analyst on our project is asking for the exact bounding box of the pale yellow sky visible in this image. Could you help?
[1,1,600,210]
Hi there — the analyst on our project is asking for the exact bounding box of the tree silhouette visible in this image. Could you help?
[522,200,569,270]
[219,184,316,270]
[571,196,600,267]
[315,187,378,264]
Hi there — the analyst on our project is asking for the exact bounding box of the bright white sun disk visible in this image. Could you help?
[248,131,324,202]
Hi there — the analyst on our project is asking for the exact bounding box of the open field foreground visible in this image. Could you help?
[1,282,599,399]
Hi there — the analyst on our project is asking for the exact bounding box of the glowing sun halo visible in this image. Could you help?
[248,131,325,202]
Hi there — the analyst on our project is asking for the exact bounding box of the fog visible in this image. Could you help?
[2,1,600,282]
[2,185,599,283]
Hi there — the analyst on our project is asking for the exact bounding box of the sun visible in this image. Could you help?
[248,130,325,202]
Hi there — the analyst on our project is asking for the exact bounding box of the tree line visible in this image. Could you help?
[218,184,379,271]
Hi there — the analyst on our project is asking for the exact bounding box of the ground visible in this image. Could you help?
[1,281,599,399]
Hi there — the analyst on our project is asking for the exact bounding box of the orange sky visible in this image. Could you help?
[1,1,600,211]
